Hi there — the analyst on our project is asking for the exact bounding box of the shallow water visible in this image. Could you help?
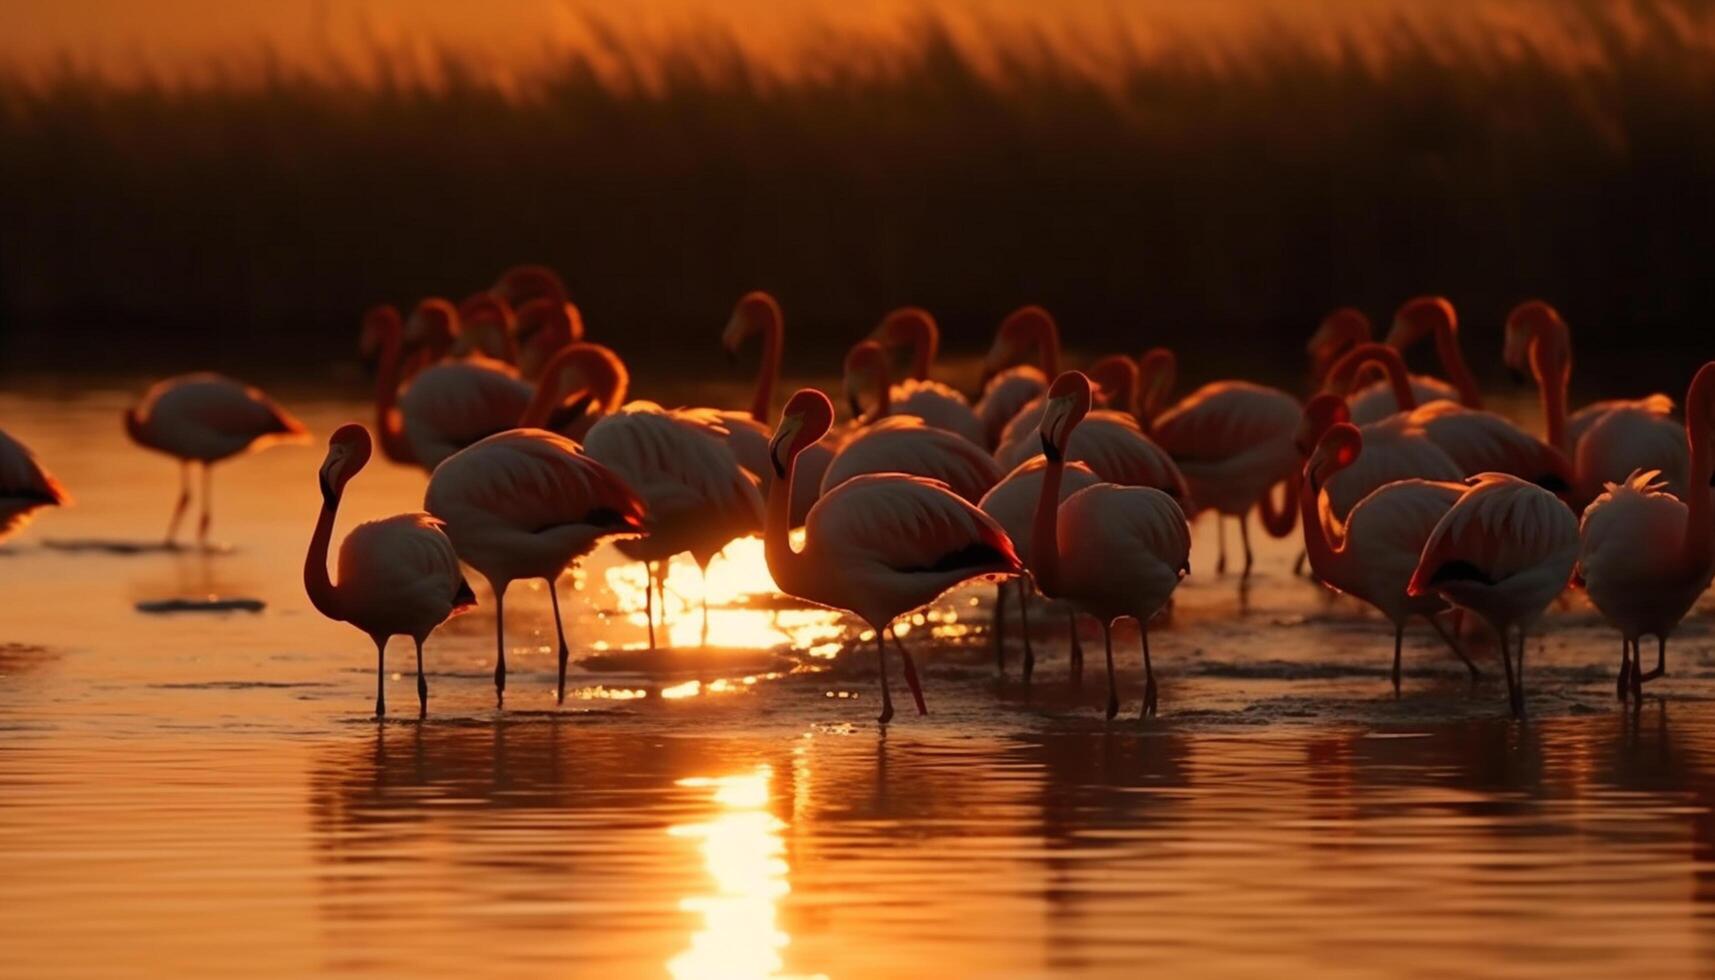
[4,384,1715,978]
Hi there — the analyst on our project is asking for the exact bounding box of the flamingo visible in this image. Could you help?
[821,416,1001,503]
[719,290,832,527]
[844,340,984,446]
[980,456,1101,678]
[424,428,644,705]
[763,388,1023,723]
[1370,295,1485,420]
[582,403,765,648]
[124,373,307,546]
[1408,473,1579,717]
[519,341,629,443]
[0,427,69,543]
[371,299,534,470]
[452,293,518,363]
[1306,306,1461,421]
[864,307,985,445]
[304,424,475,717]
[1139,347,1300,575]
[493,263,568,310]
[1300,423,1479,690]
[1325,341,1570,493]
[1577,361,1715,700]
[975,306,1061,448]
[1504,300,1684,508]
[513,298,585,382]
[1029,371,1190,718]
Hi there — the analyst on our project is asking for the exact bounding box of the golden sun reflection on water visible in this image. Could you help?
[668,765,818,980]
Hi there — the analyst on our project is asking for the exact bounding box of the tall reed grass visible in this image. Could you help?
[1,1,1711,389]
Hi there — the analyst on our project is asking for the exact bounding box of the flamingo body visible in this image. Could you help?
[980,457,1100,568]
[127,373,305,462]
[822,416,1001,504]
[1051,484,1191,625]
[1348,375,1460,425]
[333,513,474,639]
[1579,472,1711,641]
[397,359,534,470]
[1151,382,1301,516]
[995,407,1187,502]
[0,428,69,541]
[1572,406,1688,506]
[888,379,985,446]
[976,368,1048,448]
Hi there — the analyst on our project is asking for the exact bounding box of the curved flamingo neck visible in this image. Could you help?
[1030,452,1067,598]
[372,325,416,465]
[1033,318,1062,378]
[1428,316,1483,409]
[304,485,346,624]
[1299,467,1349,579]
[521,347,628,428]
[1683,368,1715,575]
[902,314,938,380]
[1329,345,1417,412]
[764,434,823,595]
[1526,320,1572,453]
[863,358,892,424]
[1136,350,1178,432]
[750,311,783,423]
[1257,479,1299,538]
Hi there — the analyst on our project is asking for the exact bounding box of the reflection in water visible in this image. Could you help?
[669,766,804,980]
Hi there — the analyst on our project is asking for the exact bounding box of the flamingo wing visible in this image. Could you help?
[1152,382,1301,463]
[823,416,1001,503]
[399,360,533,468]
[807,473,1020,577]
[337,513,471,627]
[978,457,1100,567]
[1409,474,1578,594]
[137,374,307,459]
[891,379,985,445]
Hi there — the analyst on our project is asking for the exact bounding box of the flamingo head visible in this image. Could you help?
[1387,295,1457,349]
[319,423,373,505]
[982,305,1056,385]
[1306,423,1362,492]
[493,264,567,309]
[1135,346,1178,423]
[769,389,835,478]
[871,305,935,347]
[1503,300,1567,383]
[1296,393,1352,457]
[1085,354,1138,416]
[1308,307,1371,379]
[842,341,890,419]
[357,304,402,366]
[458,292,513,328]
[404,298,459,357]
[1038,371,1093,462]
[722,290,782,354]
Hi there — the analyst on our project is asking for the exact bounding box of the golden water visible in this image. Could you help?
[4,383,1715,977]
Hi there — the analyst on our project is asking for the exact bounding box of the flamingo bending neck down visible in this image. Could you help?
[425,428,644,705]
[1140,347,1300,576]
[871,305,940,381]
[1301,423,1478,690]
[1576,361,1715,700]
[764,388,1023,723]
[976,306,1062,449]
[1306,306,1462,422]
[125,373,307,547]
[1384,296,1484,409]
[304,424,475,717]
[0,428,70,544]
[1029,371,1191,718]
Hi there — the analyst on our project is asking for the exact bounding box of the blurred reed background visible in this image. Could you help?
[0,0,1711,390]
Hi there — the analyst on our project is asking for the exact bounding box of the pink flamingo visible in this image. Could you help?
[1028,371,1191,718]
[1408,474,1580,717]
[1306,306,1461,421]
[1300,423,1479,690]
[980,456,1102,677]
[976,306,1061,448]
[821,416,1002,504]
[519,341,629,443]
[865,307,985,445]
[1139,347,1300,576]
[452,293,519,363]
[125,373,307,546]
[764,388,1023,723]
[1372,296,1484,418]
[304,424,475,717]
[843,340,983,445]
[1504,300,1684,508]
[719,291,832,526]
[0,427,69,543]
[1577,361,1715,700]
[424,428,644,705]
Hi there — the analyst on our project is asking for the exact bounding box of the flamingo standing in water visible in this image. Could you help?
[719,291,832,526]
[304,424,475,717]
[425,429,644,705]
[1300,423,1478,690]
[1028,372,1190,718]
[764,388,1023,723]
[1408,474,1579,717]
[1140,347,1300,576]
[1306,306,1461,421]
[371,299,535,471]
[125,373,307,546]
[980,457,1101,677]
[865,307,985,445]
[976,306,1061,448]
[1504,300,1684,508]
[1577,361,1715,700]
[0,428,69,543]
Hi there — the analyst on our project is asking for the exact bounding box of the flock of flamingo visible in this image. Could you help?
[2,265,1710,723]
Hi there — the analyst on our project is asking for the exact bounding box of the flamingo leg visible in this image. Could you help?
[492,584,508,707]
[548,575,571,705]
[889,625,928,716]
[197,462,213,547]
[165,461,191,546]
[1637,635,1668,685]
[1427,613,1482,681]
[993,582,1008,674]
[1292,549,1306,577]
[643,562,657,651]
[1238,512,1254,578]
[1497,627,1519,717]
[373,636,387,718]
[414,636,428,718]
[1617,636,1633,701]
[699,562,711,649]
[1391,623,1403,695]
[1513,628,1529,718]
[874,628,894,725]
[1216,517,1228,575]
[1140,626,1158,719]
[1018,579,1036,682]
[1101,620,1118,720]
[1066,606,1084,674]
